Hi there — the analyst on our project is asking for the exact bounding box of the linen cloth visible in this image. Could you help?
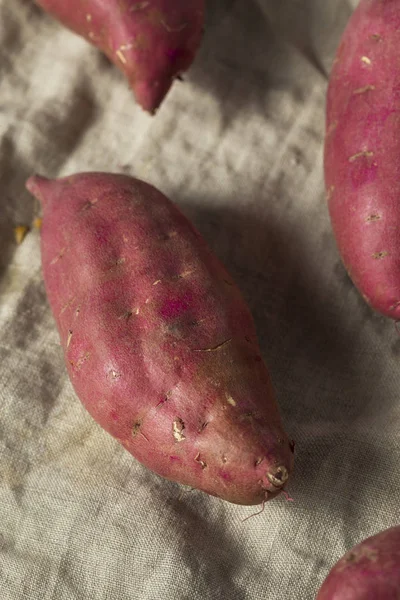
[1,1,400,598]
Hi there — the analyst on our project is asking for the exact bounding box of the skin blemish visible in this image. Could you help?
[145,298,150,304]
[348,151,374,163]
[193,338,232,353]
[219,470,232,482]
[172,418,186,442]
[67,330,73,348]
[86,14,92,21]
[50,247,66,265]
[222,455,227,464]
[119,310,133,321]
[132,420,142,438]
[370,34,382,42]
[266,466,289,488]
[119,43,134,52]
[116,49,127,65]
[60,296,76,315]
[366,214,381,222]
[162,231,178,242]
[326,185,335,202]
[156,390,172,409]
[198,422,209,432]
[226,395,236,406]
[223,278,234,286]
[353,84,376,95]
[153,280,162,286]
[361,56,371,65]
[75,307,81,317]
[255,457,264,467]
[169,455,181,463]
[75,352,90,371]
[174,269,195,280]
[195,453,207,469]
[372,251,388,259]
[346,552,357,563]
[79,198,98,212]
[109,369,121,379]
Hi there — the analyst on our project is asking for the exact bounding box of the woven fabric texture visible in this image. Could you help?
[1,1,399,598]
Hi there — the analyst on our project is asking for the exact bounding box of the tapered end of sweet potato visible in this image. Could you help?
[132,78,174,115]
[26,175,51,206]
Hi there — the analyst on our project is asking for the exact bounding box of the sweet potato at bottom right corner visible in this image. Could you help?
[34,0,205,113]
[26,172,294,506]
[316,526,400,600]
[324,0,400,320]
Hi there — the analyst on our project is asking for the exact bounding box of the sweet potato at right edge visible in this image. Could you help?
[324,0,400,319]
[316,526,400,599]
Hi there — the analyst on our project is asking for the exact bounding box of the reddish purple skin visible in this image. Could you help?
[26,172,294,505]
[317,526,400,599]
[35,0,205,113]
[325,0,400,319]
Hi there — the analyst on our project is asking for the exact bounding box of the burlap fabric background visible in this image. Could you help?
[1,1,399,598]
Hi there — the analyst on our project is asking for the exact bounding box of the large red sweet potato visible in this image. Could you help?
[26,172,294,505]
[35,0,205,113]
[317,525,400,599]
[324,0,400,319]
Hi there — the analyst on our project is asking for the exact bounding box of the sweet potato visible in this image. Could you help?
[26,172,294,505]
[316,525,400,599]
[35,0,205,113]
[324,0,400,319]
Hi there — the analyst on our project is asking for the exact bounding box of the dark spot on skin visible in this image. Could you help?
[289,440,295,454]
[266,466,289,488]
[119,310,133,321]
[195,453,207,469]
[366,214,381,222]
[372,251,388,259]
[132,420,142,437]
[156,391,171,408]
[198,422,209,432]
[346,552,357,563]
